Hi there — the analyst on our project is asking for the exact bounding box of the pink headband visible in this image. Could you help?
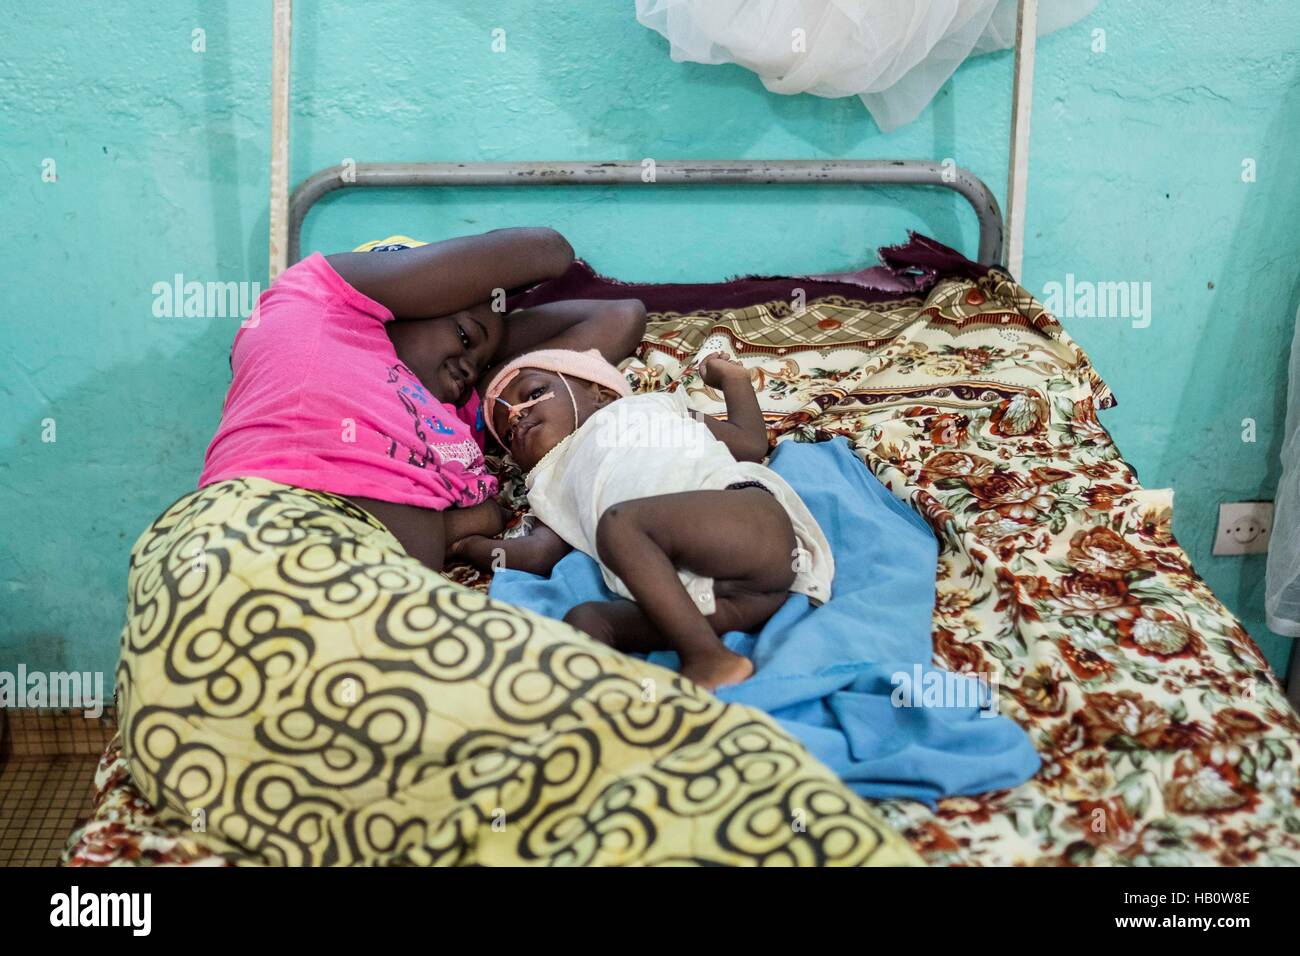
[484,348,632,445]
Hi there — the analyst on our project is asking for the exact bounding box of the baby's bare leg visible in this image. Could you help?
[564,599,663,653]
[592,488,797,690]
[565,590,789,653]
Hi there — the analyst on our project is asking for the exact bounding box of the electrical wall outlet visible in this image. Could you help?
[1213,501,1273,556]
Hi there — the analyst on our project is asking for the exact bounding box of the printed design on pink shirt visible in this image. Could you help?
[381,362,491,505]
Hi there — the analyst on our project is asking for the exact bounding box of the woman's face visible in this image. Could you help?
[493,369,607,472]
[390,302,504,405]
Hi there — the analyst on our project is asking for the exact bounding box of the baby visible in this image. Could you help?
[452,348,833,690]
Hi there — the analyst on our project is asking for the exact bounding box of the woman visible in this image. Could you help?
[199,227,647,569]
[115,227,914,867]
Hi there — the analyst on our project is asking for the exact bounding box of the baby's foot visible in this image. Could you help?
[681,650,755,692]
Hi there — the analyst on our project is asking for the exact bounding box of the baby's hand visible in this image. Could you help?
[699,352,748,388]
[447,533,496,570]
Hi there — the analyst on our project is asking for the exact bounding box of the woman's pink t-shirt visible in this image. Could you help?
[199,253,498,510]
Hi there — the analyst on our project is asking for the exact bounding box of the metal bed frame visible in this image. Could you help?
[270,0,1043,277]
[286,159,1005,269]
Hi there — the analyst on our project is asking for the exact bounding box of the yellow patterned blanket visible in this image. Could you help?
[111,477,916,865]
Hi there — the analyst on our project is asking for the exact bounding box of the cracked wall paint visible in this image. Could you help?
[1,1,1297,686]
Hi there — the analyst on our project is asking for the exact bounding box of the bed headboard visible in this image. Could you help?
[286,160,1004,269]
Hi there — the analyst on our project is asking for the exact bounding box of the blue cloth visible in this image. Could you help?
[490,437,1041,804]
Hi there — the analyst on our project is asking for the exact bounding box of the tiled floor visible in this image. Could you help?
[0,756,98,866]
[2,707,116,756]
[0,707,115,866]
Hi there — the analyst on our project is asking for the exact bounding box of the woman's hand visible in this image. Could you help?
[326,228,573,321]
[481,298,647,395]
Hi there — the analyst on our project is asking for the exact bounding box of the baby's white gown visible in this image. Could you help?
[525,390,834,615]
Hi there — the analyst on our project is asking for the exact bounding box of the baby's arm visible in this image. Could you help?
[449,521,572,576]
[698,354,771,463]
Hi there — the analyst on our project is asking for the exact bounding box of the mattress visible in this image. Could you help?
[65,236,1300,866]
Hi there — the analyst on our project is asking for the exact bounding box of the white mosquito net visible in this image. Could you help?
[1267,308,1300,637]
[635,0,1099,131]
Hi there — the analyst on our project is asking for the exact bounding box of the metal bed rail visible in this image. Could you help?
[287,159,1004,268]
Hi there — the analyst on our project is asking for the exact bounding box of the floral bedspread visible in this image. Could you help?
[65,241,1300,866]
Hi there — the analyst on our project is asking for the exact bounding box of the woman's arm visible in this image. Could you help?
[479,298,647,394]
[450,523,572,576]
[444,499,506,545]
[699,354,770,463]
[325,227,573,319]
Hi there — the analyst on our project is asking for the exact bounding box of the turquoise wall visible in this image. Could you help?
[3,1,1297,685]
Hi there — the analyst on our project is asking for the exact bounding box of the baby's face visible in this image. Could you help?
[493,369,580,472]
